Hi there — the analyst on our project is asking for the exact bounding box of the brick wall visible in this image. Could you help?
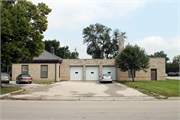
[12,63,61,81]
[60,58,165,81]
[12,58,165,81]
[117,58,166,81]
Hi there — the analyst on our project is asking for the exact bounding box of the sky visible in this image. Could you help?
[31,0,180,63]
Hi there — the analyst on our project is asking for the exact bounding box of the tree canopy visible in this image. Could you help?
[172,55,180,64]
[115,44,150,82]
[1,0,52,66]
[83,23,127,59]
[44,40,79,59]
[166,55,180,73]
[148,51,170,63]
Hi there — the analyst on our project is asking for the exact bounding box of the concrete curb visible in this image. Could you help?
[7,96,157,101]
[167,97,180,100]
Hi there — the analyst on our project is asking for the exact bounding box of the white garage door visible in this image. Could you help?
[86,66,99,80]
[103,66,116,80]
[70,66,83,80]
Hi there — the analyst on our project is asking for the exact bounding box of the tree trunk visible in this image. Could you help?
[131,70,134,82]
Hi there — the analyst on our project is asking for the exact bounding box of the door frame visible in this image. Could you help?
[151,69,157,81]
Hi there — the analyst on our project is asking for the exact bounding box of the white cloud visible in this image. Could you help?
[129,36,179,62]
[31,0,146,30]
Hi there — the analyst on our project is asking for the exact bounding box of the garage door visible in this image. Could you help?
[86,66,99,80]
[70,66,83,80]
[103,66,116,80]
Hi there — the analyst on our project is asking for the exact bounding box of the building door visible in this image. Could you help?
[103,66,116,80]
[86,66,99,80]
[151,69,157,81]
[70,66,83,80]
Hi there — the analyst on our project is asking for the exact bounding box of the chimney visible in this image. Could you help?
[50,46,54,54]
[119,35,124,53]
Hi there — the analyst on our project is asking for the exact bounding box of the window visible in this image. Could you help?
[128,69,136,78]
[22,65,28,74]
[108,72,111,74]
[91,72,94,74]
[41,65,48,78]
[75,72,78,74]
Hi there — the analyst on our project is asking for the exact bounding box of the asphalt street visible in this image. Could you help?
[1,100,179,120]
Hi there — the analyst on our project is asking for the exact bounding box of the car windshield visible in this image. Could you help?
[22,74,31,77]
[102,74,111,76]
[1,74,9,77]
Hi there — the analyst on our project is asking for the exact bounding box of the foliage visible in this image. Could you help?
[44,40,79,59]
[166,55,180,73]
[83,23,127,59]
[172,55,180,64]
[44,39,60,55]
[115,44,150,82]
[148,51,170,63]
[121,79,179,98]
[1,0,52,66]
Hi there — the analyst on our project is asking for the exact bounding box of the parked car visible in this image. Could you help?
[167,72,176,76]
[16,74,32,84]
[1,73,10,83]
[99,74,112,83]
[175,72,180,76]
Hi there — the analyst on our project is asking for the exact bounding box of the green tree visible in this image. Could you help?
[83,23,126,59]
[149,51,170,63]
[44,39,60,55]
[44,40,79,59]
[172,55,180,64]
[171,55,180,72]
[115,44,150,82]
[1,0,52,66]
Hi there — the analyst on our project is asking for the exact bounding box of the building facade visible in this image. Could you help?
[12,36,166,81]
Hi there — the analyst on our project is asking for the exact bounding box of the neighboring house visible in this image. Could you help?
[12,36,166,81]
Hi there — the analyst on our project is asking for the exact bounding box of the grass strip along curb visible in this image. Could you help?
[1,87,22,95]
[0,87,24,99]
[120,79,179,99]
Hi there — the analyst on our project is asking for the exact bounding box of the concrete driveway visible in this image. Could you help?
[7,81,154,100]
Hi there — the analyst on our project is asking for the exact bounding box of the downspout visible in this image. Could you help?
[55,63,56,82]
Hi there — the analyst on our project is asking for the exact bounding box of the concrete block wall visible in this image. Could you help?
[12,63,61,81]
[12,58,165,81]
[117,58,166,81]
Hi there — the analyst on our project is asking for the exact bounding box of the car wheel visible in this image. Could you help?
[17,80,20,84]
[29,82,32,84]
[7,81,9,84]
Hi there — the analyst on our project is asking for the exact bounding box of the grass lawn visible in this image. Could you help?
[120,79,179,99]
[1,87,22,95]
[33,81,57,85]
[33,80,67,85]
